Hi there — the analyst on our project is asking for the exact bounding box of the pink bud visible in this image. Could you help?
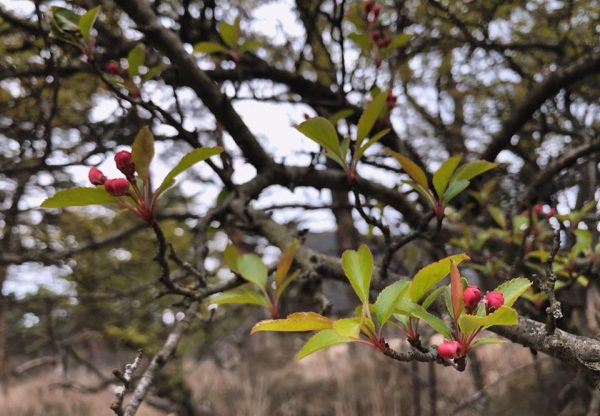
[485,291,504,314]
[437,340,461,359]
[107,60,120,74]
[533,203,543,216]
[463,285,482,310]
[372,4,381,17]
[547,208,557,218]
[114,150,135,178]
[386,91,397,109]
[363,0,375,13]
[104,178,130,196]
[88,167,107,185]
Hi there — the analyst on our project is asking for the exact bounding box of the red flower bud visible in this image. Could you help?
[437,340,461,359]
[88,167,107,185]
[533,203,543,216]
[386,92,397,109]
[372,4,381,17]
[363,0,375,13]
[107,60,120,74]
[547,207,557,218]
[114,150,135,178]
[104,178,130,196]
[485,291,504,314]
[463,285,482,310]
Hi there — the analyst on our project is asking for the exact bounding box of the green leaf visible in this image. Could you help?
[453,160,496,182]
[41,187,118,208]
[487,204,507,229]
[295,329,353,360]
[251,312,333,334]
[443,179,470,203]
[210,288,268,307]
[374,280,409,326]
[156,147,223,195]
[127,44,145,78]
[275,269,301,298]
[193,41,228,54]
[458,306,518,336]
[408,253,469,302]
[296,117,341,159]
[219,21,239,49]
[131,126,154,184]
[471,337,507,347]
[493,277,532,307]
[386,148,429,190]
[421,285,446,310]
[237,254,268,290]
[396,299,452,338]
[223,244,241,273]
[239,39,262,53]
[52,7,80,33]
[79,6,100,41]
[328,109,354,124]
[275,240,300,288]
[348,32,371,51]
[332,317,362,338]
[141,63,168,82]
[432,155,462,199]
[386,33,411,50]
[341,244,373,304]
[356,91,388,147]
[355,128,390,161]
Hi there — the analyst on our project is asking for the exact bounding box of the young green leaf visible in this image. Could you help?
[155,147,223,195]
[328,109,354,124]
[374,280,409,326]
[487,204,507,229]
[452,160,496,182]
[131,126,154,184]
[239,40,262,53]
[295,329,353,360]
[332,317,362,338]
[356,91,388,147]
[52,7,80,33]
[237,254,268,290]
[432,155,462,199]
[251,312,333,333]
[296,117,341,160]
[408,253,469,302]
[275,240,300,288]
[341,244,373,305]
[386,148,429,190]
[219,21,239,49]
[386,33,411,50]
[493,277,532,307]
[210,288,269,307]
[443,179,470,203]
[348,32,371,51]
[396,299,452,339]
[127,43,145,78]
[193,41,228,54]
[223,244,242,273]
[421,285,446,310]
[141,63,168,82]
[41,187,117,208]
[471,337,506,347]
[275,269,301,299]
[79,6,100,41]
[458,305,518,336]
[355,128,390,161]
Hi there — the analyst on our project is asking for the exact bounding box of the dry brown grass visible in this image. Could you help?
[2,333,580,416]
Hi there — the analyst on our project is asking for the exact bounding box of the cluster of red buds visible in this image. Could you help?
[437,287,504,360]
[363,1,391,48]
[88,151,155,224]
